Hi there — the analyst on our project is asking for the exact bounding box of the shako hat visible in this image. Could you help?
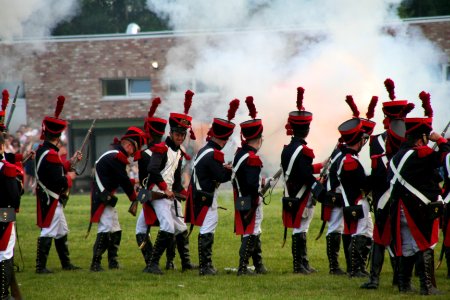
[0,89,9,133]
[144,97,167,138]
[404,91,433,138]
[240,96,263,141]
[338,118,366,146]
[285,87,313,135]
[41,95,68,139]
[121,126,147,151]
[208,99,240,140]
[382,78,408,118]
[345,95,378,136]
[169,90,196,140]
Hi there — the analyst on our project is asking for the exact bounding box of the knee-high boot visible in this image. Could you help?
[390,253,399,286]
[293,233,310,274]
[398,254,416,293]
[165,235,176,270]
[252,234,267,274]
[55,235,81,270]
[342,234,352,274]
[349,235,369,278]
[136,233,153,271]
[0,258,13,299]
[145,231,173,275]
[107,230,121,269]
[90,232,110,272]
[36,237,53,274]
[417,249,442,295]
[299,232,316,273]
[199,233,217,275]
[361,243,384,289]
[176,230,197,271]
[327,233,346,275]
[445,246,450,279]
[237,235,256,276]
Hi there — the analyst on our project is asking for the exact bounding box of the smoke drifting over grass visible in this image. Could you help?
[146,0,449,170]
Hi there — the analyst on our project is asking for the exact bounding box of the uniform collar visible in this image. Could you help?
[43,140,60,152]
[207,140,223,150]
[242,143,258,153]
[165,136,180,151]
[291,136,307,145]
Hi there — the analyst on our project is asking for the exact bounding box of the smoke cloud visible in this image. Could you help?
[146,0,450,171]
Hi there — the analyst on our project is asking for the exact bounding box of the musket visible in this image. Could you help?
[5,85,20,130]
[432,120,450,150]
[259,168,282,197]
[73,119,96,175]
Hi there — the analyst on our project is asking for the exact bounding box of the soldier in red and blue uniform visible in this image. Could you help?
[389,91,450,295]
[185,99,239,275]
[442,142,450,279]
[232,96,267,276]
[281,87,325,274]
[89,127,146,271]
[35,95,82,274]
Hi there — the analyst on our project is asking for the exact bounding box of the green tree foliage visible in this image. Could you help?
[399,0,450,18]
[52,0,169,35]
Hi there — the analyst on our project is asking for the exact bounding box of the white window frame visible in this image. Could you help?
[101,78,152,100]
[167,77,220,97]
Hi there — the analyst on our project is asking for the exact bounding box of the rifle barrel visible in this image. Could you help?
[5,85,20,129]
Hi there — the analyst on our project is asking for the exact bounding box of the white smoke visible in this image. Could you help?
[146,0,450,172]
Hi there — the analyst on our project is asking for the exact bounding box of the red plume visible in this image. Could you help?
[419,91,433,117]
[366,96,378,120]
[2,89,9,111]
[384,78,396,100]
[245,96,257,119]
[399,103,415,118]
[184,90,194,115]
[296,87,305,111]
[345,95,360,118]
[227,99,240,121]
[55,95,65,118]
[148,97,161,118]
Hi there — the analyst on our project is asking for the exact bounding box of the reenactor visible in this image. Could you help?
[89,126,146,271]
[185,99,239,275]
[35,96,82,273]
[389,91,450,295]
[232,96,267,276]
[281,87,326,274]
[145,90,197,275]
[442,139,450,279]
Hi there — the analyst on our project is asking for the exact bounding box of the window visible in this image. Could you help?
[444,64,450,81]
[101,78,151,99]
[168,77,219,95]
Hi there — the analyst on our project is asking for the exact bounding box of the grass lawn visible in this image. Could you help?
[13,190,449,299]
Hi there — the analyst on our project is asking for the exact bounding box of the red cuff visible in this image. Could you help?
[437,137,447,145]
[130,178,136,186]
[157,181,168,191]
[65,175,73,188]
[129,191,137,201]
[63,161,72,173]
[312,163,323,174]
[179,189,188,197]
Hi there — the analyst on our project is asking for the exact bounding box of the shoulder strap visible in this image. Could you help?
[35,150,60,200]
[94,150,119,192]
[283,145,304,198]
[232,153,250,197]
[192,148,214,190]
[377,135,389,168]
[326,151,343,191]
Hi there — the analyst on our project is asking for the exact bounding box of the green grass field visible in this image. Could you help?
[13,191,449,299]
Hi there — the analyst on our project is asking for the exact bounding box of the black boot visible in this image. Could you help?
[165,235,176,270]
[361,243,384,289]
[55,235,81,270]
[398,254,416,293]
[136,233,153,272]
[252,234,267,274]
[90,232,109,272]
[390,254,399,286]
[445,246,450,279]
[176,230,197,272]
[107,230,121,269]
[36,237,53,274]
[326,233,346,275]
[199,233,217,276]
[237,235,257,276]
[417,249,442,295]
[293,233,310,274]
[360,237,372,275]
[145,231,174,275]
[342,234,352,274]
[0,258,13,299]
[349,235,369,278]
[299,232,316,273]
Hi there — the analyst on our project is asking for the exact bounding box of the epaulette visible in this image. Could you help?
[343,154,358,171]
[213,149,225,163]
[133,150,142,161]
[2,162,17,178]
[46,149,62,164]
[115,151,129,164]
[416,145,433,158]
[247,151,263,167]
[150,142,168,154]
[302,145,315,159]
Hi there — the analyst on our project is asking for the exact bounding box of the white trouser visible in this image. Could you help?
[0,223,15,261]
[199,191,219,234]
[97,206,121,233]
[353,199,374,238]
[293,195,315,234]
[400,207,420,257]
[135,209,147,235]
[244,199,263,237]
[40,202,69,238]
[326,206,344,235]
[152,198,187,234]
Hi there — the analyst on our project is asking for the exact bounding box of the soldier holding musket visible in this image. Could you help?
[281,87,326,274]
[89,126,146,271]
[34,95,82,273]
[389,91,450,295]
[185,99,239,275]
